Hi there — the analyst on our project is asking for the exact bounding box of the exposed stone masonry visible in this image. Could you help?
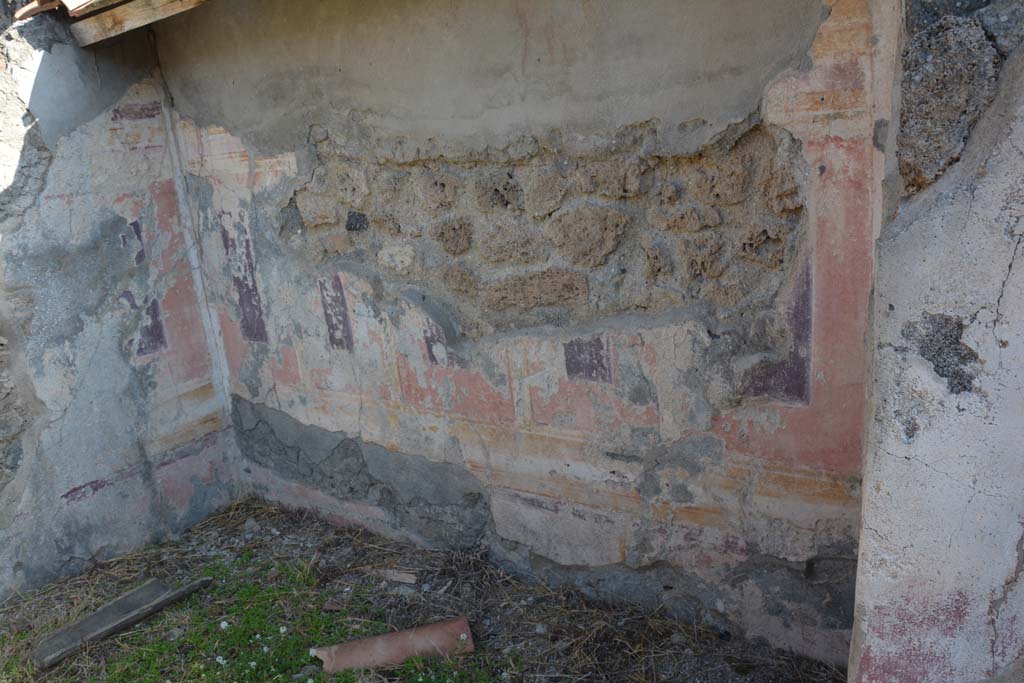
[284,122,807,340]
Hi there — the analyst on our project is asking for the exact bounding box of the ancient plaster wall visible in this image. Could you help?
[850,22,1024,683]
[153,0,899,663]
[0,11,240,598]
[157,0,828,157]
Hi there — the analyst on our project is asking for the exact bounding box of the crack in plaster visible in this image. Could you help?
[989,520,1024,676]
[993,228,1023,348]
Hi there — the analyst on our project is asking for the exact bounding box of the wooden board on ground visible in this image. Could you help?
[69,0,208,46]
[30,577,212,669]
[367,569,418,584]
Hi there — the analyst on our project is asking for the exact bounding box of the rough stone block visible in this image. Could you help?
[547,203,630,267]
[521,162,572,219]
[975,1,1024,55]
[413,166,460,213]
[473,168,524,212]
[478,218,547,265]
[898,16,998,193]
[431,216,473,255]
[483,268,588,311]
[575,157,646,198]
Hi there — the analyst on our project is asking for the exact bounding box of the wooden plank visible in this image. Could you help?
[62,0,100,14]
[65,0,128,18]
[30,577,212,669]
[69,0,208,46]
[13,0,61,21]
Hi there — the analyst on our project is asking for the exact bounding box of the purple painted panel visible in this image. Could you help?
[742,264,811,403]
[111,102,162,121]
[137,299,167,356]
[220,221,268,343]
[564,335,611,383]
[130,220,146,265]
[317,274,353,352]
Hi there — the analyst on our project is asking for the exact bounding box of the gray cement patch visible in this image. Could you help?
[232,396,489,548]
[900,312,981,394]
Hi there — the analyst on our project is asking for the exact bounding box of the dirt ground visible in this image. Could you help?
[0,500,846,683]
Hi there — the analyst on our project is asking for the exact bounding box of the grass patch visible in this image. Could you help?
[101,556,346,682]
[1,553,496,683]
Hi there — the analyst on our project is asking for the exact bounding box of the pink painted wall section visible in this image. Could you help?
[113,94,223,455]
[741,0,880,477]
[50,82,231,512]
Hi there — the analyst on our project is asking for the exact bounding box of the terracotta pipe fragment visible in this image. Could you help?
[311,615,475,673]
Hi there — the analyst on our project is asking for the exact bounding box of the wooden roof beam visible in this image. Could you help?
[65,0,127,18]
[69,0,208,46]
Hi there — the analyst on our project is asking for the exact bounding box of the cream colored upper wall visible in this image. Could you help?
[155,0,825,155]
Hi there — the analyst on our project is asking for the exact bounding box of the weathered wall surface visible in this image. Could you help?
[0,13,239,597]
[850,40,1024,683]
[154,0,899,663]
[157,0,827,156]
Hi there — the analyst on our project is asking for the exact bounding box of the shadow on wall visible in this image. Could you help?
[0,6,151,217]
[0,7,147,584]
[0,10,236,597]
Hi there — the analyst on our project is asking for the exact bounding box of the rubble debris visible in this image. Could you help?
[30,577,212,669]
[311,615,475,673]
